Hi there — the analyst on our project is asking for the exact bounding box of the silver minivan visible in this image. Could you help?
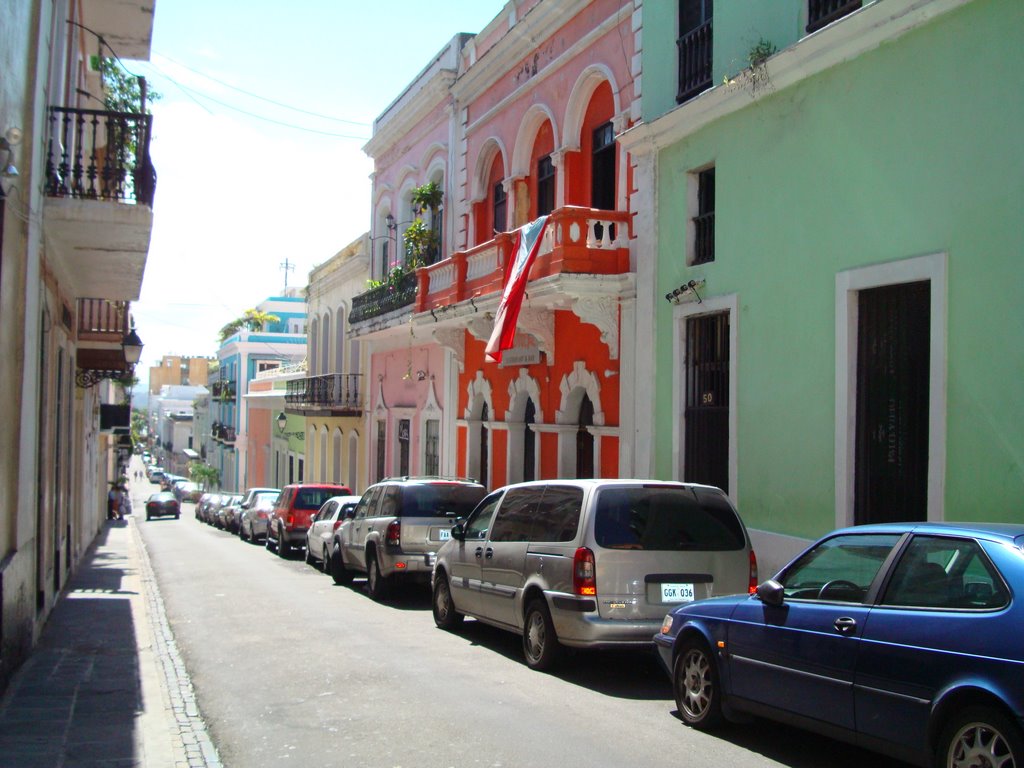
[432,479,756,670]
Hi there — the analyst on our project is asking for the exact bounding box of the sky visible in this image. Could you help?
[128,0,507,386]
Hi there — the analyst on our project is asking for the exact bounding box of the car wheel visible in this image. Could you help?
[937,705,1024,768]
[367,552,388,600]
[322,547,331,573]
[265,529,275,552]
[175,514,180,520]
[304,544,314,566]
[432,574,464,631]
[330,542,352,585]
[674,639,724,730]
[522,598,561,671]
[146,514,151,521]
[278,529,291,558]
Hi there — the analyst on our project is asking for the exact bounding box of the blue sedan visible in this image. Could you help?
[654,522,1024,768]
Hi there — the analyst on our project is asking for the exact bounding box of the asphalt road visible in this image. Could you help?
[138,502,912,768]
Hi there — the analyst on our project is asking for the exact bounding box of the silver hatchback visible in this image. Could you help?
[431,479,756,670]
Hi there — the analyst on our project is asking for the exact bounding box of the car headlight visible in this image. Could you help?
[660,614,674,635]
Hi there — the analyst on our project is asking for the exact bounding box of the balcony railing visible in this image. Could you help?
[350,271,418,323]
[416,206,631,312]
[45,106,156,206]
[677,20,713,104]
[285,374,363,411]
[77,298,128,342]
[211,422,236,444]
[807,0,862,33]
[210,380,236,402]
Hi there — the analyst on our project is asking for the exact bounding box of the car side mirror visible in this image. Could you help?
[451,522,466,542]
[756,579,785,607]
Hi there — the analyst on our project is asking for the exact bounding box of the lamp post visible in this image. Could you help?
[277,412,287,433]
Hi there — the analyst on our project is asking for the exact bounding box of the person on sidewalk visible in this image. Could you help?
[107,484,121,521]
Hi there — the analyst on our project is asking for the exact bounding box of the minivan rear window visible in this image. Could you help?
[594,486,746,551]
[399,484,487,518]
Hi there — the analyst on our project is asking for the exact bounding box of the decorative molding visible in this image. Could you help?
[466,316,494,342]
[517,307,555,365]
[556,361,605,426]
[464,370,494,421]
[505,368,544,423]
[432,327,465,371]
[571,296,619,359]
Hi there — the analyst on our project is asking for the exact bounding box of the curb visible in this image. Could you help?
[131,518,224,768]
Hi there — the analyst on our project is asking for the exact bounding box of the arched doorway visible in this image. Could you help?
[523,398,536,482]
[480,402,490,489]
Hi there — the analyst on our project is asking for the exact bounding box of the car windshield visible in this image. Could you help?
[593,486,746,551]
[399,485,487,518]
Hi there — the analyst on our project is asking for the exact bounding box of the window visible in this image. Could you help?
[807,0,862,34]
[591,122,616,211]
[489,488,544,542]
[493,181,507,234]
[397,418,411,476]
[677,0,713,103]
[780,533,901,602]
[692,167,715,265]
[465,492,502,540]
[523,398,536,483]
[425,419,440,476]
[595,486,746,551]
[537,155,555,216]
[882,536,1010,610]
[376,420,386,482]
[531,486,583,542]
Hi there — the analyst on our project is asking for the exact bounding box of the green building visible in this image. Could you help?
[621,0,1024,573]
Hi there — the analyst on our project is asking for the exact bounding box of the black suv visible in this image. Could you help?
[328,477,487,599]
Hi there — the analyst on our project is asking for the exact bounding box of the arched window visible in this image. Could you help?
[332,428,342,483]
[523,398,536,482]
[335,306,346,373]
[320,312,330,373]
[576,394,594,479]
[319,427,328,481]
[309,317,319,375]
[480,402,490,489]
[530,121,556,219]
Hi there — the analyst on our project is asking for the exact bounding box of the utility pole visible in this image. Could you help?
[279,258,295,290]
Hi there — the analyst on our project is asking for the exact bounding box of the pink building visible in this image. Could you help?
[353,1,641,489]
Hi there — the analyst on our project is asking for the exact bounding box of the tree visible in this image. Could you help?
[217,309,280,343]
[188,462,220,490]
[100,58,159,115]
[404,182,444,267]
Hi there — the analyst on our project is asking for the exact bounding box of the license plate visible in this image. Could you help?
[661,583,695,603]
[437,528,451,541]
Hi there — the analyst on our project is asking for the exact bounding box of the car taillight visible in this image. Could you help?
[385,520,401,547]
[573,547,597,596]
[287,514,295,527]
[748,549,759,594]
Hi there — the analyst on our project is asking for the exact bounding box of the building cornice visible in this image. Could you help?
[619,0,970,156]
[363,73,457,159]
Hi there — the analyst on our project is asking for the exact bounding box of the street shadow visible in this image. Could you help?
[0,535,142,765]
[328,577,433,612]
[666,713,913,768]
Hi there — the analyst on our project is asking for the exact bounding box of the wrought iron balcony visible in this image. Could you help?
[45,107,156,206]
[211,422,236,444]
[210,380,237,402]
[285,374,363,413]
[350,271,418,324]
[677,20,713,104]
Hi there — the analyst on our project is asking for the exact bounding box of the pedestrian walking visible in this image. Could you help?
[107,484,121,520]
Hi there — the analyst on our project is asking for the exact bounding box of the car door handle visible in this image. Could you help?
[475,547,484,559]
[834,617,857,634]
[484,547,494,559]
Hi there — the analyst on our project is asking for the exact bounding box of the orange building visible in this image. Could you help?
[149,355,213,394]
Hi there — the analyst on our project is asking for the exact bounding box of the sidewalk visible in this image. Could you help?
[0,488,221,768]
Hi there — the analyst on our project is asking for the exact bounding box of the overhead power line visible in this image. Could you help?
[154,52,371,127]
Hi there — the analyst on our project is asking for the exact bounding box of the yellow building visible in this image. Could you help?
[149,355,213,394]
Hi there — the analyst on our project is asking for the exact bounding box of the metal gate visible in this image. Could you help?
[855,281,930,524]
[684,313,729,492]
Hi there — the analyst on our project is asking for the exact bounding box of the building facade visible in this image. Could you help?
[621,0,1024,573]
[148,355,213,394]
[0,0,157,688]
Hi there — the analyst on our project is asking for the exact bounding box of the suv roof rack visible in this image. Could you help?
[379,475,480,484]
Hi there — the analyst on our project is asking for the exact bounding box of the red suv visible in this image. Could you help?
[266,483,351,558]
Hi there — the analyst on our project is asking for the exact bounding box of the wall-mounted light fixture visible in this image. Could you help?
[277,412,287,432]
[665,279,705,305]
[385,213,396,231]
[0,128,21,187]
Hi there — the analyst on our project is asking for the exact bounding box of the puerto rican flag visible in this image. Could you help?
[485,216,548,364]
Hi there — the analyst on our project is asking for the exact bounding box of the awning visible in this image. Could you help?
[182,448,200,459]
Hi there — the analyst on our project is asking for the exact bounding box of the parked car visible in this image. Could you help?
[330,477,487,598]
[145,491,180,521]
[195,492,220,523]
[161,474,186,492]
[148,467,166,484]
[220,495,245,532]
[174,481,203,503]
[432,479,755,671]
[266,484,352,558]
[214,494,243,529]
[305,495,361,569]
[240,493,280,543]
[234,487,279,539]
[654,522,1024,768]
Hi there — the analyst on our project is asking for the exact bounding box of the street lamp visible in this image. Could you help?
[122,323,144,365]
[277,412,287,432]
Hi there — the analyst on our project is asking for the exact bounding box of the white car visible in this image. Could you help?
[305,495,361,569]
